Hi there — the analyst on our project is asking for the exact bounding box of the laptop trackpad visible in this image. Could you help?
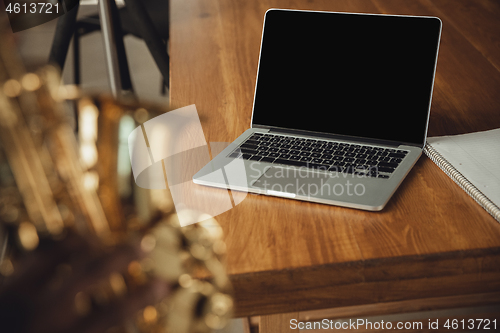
[252,166,331,198]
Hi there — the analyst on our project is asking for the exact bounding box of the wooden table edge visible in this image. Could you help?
[230,247,500,317]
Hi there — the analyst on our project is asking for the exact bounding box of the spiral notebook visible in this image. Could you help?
[424,128,500,222]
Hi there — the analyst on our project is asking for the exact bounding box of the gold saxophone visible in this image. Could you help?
[0,14,232,333]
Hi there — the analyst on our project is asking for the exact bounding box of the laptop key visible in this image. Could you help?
[378,161,398,168]
[321,153,333,160]
[274,159,308,168]
[248,135,260,141]
[245,139,260,145]
[241,142,258,149]
[254,150,269,156]
[241,148,258,155]
[355,164,369,171]
[260,156,275,163]
[343,164,356,173]
[377,166,395,173]
[388,152,406,159]
[376,151,389,157]
[249,155,262,161]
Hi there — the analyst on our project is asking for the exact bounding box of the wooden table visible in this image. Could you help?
[169,0,500,330]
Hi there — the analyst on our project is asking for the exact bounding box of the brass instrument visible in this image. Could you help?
[0,14,232,333]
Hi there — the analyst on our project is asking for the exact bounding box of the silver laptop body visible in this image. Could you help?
[193,9,442,211]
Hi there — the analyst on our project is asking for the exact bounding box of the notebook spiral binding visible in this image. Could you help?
[424,143,500,223]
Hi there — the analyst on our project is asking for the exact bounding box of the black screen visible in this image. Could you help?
[252,10,441,146]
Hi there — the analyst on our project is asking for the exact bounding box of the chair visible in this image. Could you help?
[49,0,169,97]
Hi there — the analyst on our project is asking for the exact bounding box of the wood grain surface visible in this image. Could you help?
[169,0,500,317]
[260,312,298,333]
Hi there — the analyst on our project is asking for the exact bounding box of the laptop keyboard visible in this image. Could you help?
[228,133,409,179]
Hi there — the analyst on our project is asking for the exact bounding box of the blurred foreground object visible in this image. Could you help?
[0,13,232,333]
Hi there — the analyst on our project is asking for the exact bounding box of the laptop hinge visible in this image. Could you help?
[267,127,411,148]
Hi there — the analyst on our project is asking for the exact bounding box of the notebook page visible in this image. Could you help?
[427,128,500,207]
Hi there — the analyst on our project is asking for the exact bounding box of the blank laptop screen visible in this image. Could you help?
[251,10,441,146]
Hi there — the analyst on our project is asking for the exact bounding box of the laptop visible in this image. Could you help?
[193,9,442,211]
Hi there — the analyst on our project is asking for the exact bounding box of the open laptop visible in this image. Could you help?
[193,9,442,211]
